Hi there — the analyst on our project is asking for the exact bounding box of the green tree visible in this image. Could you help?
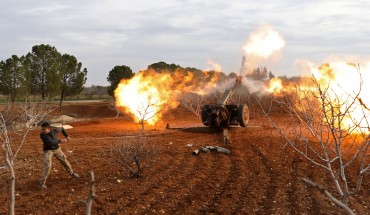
[107,65,134,97]
[228,72,238,79]
[247,67,268,80]
[0,55,30,102]
[26,44,61,100]
[59,54,88,106]
[147,61,180,73]
[268,71,275,79]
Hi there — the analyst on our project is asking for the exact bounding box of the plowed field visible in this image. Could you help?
[0,102,368,214]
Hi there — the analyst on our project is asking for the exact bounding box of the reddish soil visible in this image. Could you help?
[0,102,369,214]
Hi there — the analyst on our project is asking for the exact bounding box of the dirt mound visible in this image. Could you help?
[51,115,75,122]
[60,102,117,119]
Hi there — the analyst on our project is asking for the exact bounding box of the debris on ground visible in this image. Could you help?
[193,146,230,155]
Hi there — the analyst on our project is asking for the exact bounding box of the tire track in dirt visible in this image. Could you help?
[206,146,255,214]
[85,152,173,214]
[139,135,222,214]
[150,153,220,214]
[250,146,278,215]
[141,148,187,194]
[230,147,260,214]
[287,155,300,215]
[174,152,232,214]
[306,165,324,214]
[286,155,325,214]
[139,152,207,214]
[204,152,234,213]
[286,155,323,214]
[105,135,207,214]
[116,149,190,211]
[228,141,275,214]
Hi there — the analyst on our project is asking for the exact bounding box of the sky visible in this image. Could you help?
[1,0,369,86]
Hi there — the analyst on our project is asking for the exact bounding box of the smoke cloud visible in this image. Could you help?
[240,25,285,76]
[233,25,285,95]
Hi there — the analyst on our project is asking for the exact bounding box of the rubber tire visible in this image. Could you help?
[238,104,249,127]
[201,105,210,126]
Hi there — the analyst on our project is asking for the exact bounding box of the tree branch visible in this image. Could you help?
[301,178,355,215]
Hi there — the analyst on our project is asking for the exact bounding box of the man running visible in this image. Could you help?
[40,122,79,189]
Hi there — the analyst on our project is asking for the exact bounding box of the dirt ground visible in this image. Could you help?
[0,102,369,214]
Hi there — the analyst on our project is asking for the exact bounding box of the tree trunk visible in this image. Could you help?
[141,121,144,134]
[11,94,15,104]
[59,90,64,107]
[11,85,16,103]
[41,64,45,100]
[41,76,45,100]
[301,178,355,215]
[8,93,15,104]
[85,171,96,215]
[12,72,16,103]
[5,150,15,215]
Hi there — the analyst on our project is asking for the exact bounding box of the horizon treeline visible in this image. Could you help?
[0,44,87,106]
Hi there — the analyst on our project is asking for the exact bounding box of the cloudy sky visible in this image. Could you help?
[1,0,369,86]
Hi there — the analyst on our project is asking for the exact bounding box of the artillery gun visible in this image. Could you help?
[201,76,249,128]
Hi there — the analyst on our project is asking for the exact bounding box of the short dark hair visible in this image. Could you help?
[41,122,51,128]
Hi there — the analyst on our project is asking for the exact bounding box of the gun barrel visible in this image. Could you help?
[216,76,242,105]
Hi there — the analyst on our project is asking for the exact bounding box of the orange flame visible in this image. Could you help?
[266,78,283,94]
[264,61,370,133]
[114,72,176,124]
[312,62,370,133]
[114,69,224,124]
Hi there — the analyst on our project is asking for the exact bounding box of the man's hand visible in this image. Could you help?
[67,136,72,142]
[61,138,68,143]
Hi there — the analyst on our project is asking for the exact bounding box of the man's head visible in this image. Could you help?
[41,122,51,134]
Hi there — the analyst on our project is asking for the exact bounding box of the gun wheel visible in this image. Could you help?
[201,105,210,126]
[238,104,249,127]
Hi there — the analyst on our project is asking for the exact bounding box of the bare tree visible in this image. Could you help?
[108,99,121,118]
[227,93,248,106]
[180,93,207,116]
[209,92,222,103]
[110,136,157,178]
[258,68,369,214]
[85,170,96,215]
[0,99,53,215]
[135,94,160,134]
